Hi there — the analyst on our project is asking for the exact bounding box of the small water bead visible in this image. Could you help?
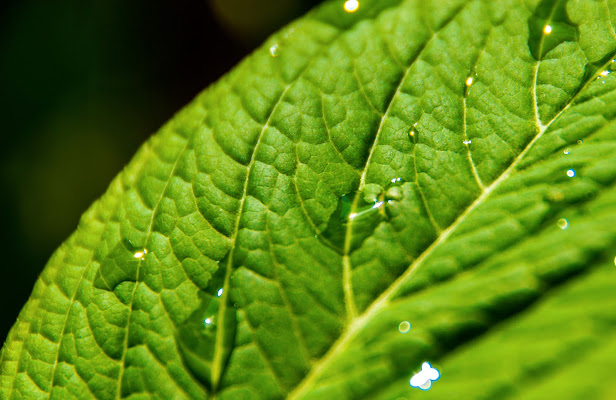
[557,218,569,230]
[564,148,571,155]
[204,317,214,326]
[543,25,552,34]
[409,362,440,390]
[269,44,279,57]
[391,177,402,183]
[344,0,359,12]
[217,288,223,297]
[133,248,148,260]
[398,321,411,333]
[566,169,576,178]
[463,139,472,145]
[465,77,473,86]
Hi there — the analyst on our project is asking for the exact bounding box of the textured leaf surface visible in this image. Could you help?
[3,0,616,399]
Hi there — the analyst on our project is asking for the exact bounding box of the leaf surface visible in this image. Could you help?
[3,0,616,399]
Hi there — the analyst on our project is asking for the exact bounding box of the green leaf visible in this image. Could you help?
[3,0,616,398]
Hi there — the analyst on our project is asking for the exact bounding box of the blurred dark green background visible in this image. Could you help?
[0,0,323,344]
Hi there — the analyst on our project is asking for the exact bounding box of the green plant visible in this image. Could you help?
[2,0,616,398]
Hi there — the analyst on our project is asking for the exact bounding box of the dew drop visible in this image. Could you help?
[390,177,402,183]
[557,218,569,230]
[343,0,359,12]
[563,148,571,155]
[566,169,576,178]
[410,362,440,390]
[543,25,552,34]
[465,77,473,86]
[269,44,279,57]
[398,321,411,333]
[133,248,148,261]
[463,139,472,145]
[217,288,223,297]
[204,317,214,327]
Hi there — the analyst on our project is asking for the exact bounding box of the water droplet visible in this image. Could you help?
[390,177,402,183]
[343,0,359,12]
[269,44,279,57]
[563,148,571,155]
[614,256,616,266]
[398,321,411,333]
[566,169,576,178]
[204,317,214,327]
[409,362,440,390]
[465,77,473,86]
[217,288,223,297]
[133,248,148,261]
[557,218,569,230]
[372,201,384,209]
[543,25,552,34]
[463,139,472,145]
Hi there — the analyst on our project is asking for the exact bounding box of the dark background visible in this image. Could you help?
[0,0,324,344]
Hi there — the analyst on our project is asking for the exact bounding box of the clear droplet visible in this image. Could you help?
[600,70,610,78]
[390,177,402,183]
[343,0,359,12]
[217,288,223,297]
[563,148,571,155]
[204,317,214,327]
[410,362,440,391]
[557,218,569,230]
[269,44,279,57]
[133,248,148,261]
[543,25,552,34]
[398,321,411,333]
[463,139,472,145]
[566,169,576,178]
[465,77,473,86]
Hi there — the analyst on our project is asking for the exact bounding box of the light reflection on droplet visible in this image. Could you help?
[204,317,213,326]
[409,362,440,390]
[543,25,552,34]
[349,212,358,220]
[557,218,569,230]
[398,321,411,333]
[577,139,584,144]
[463,139,472,145]
[391,177,402,183]
[614,256,616,266]
[465,77,473,86]
[344,0,359,12]
[564,148,571,155]
[133,248,148,260]
[372,201,384,209]
[566,169,576,178]
[269,44,279,57]
[217,288,223,297]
